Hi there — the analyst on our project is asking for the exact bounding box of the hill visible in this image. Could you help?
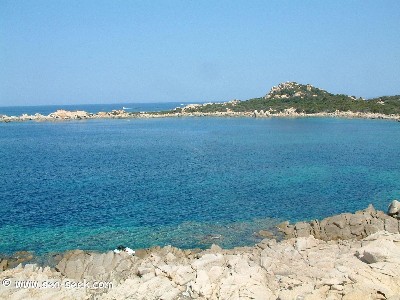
[172,82,400,115]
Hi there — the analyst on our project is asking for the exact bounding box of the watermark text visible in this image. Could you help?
[1,278,113,289]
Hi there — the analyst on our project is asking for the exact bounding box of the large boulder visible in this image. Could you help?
[388,200,400,217]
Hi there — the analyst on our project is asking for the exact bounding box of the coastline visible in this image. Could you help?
[2,101,400,298]
[1,108,400,123]
[1,203,400,299]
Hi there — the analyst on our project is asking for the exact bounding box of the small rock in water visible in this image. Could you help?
[256,230,274,239]
[200,234,222,244]
[7,251,34,269]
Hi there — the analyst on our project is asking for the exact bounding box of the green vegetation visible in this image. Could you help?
[164,82,400,115]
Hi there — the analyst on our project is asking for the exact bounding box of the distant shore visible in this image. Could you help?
[1,107,400,123]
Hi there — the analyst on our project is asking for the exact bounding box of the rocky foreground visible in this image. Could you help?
[1,202,400,299]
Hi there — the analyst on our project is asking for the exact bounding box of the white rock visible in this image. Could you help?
[358,239,400,264]
[191,253,225,271]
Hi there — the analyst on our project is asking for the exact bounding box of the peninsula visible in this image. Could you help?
[1,82,400,122]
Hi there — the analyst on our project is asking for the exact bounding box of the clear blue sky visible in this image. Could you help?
[1,0,399,106]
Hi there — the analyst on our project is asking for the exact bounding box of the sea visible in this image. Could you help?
[1,103,400,255]
[0,102,189,116]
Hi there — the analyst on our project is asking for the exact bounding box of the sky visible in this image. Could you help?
[0,0,399,106]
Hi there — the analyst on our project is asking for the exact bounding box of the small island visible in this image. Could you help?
[1,82,400,122]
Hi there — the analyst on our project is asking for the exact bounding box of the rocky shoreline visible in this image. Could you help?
[1,107,400,123]
[1,202,400,299]
[278,201,400,241]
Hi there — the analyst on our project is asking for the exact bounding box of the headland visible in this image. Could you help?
[1,82,400,123]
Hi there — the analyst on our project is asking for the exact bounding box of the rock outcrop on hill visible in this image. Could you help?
[265,82,334,100]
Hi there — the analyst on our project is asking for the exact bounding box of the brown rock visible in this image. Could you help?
[277,221,295,238]
[0,259,8,271]
[7,251,34,268]
[310,220,321,238]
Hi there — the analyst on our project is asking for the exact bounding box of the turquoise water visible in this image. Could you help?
[1,117,400,254]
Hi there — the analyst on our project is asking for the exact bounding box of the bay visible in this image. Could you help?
[0,116,399,254]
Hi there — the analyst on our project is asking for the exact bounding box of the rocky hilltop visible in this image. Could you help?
[1,202,400,299]
[264,82,350,100]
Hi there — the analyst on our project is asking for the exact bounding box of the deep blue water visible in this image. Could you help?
[1,116,400,254]
[0,102,193,116]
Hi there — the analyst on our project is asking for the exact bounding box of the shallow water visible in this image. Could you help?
[1,117,399,254]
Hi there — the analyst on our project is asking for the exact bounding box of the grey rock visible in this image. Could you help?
[364,224,380,236]
[349,214,366,226]
[56,250,138,281]
[350,224,366,237]
[388,200,400,216]
[384,218,399,233]
[370,218,385,231]
[330,215,347,229]
[323,224,342,240]
[63,254,85,280]
[376,210,392,221]
[360,204,377,217]
[279,203,400,241]
[294,222,312,237]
